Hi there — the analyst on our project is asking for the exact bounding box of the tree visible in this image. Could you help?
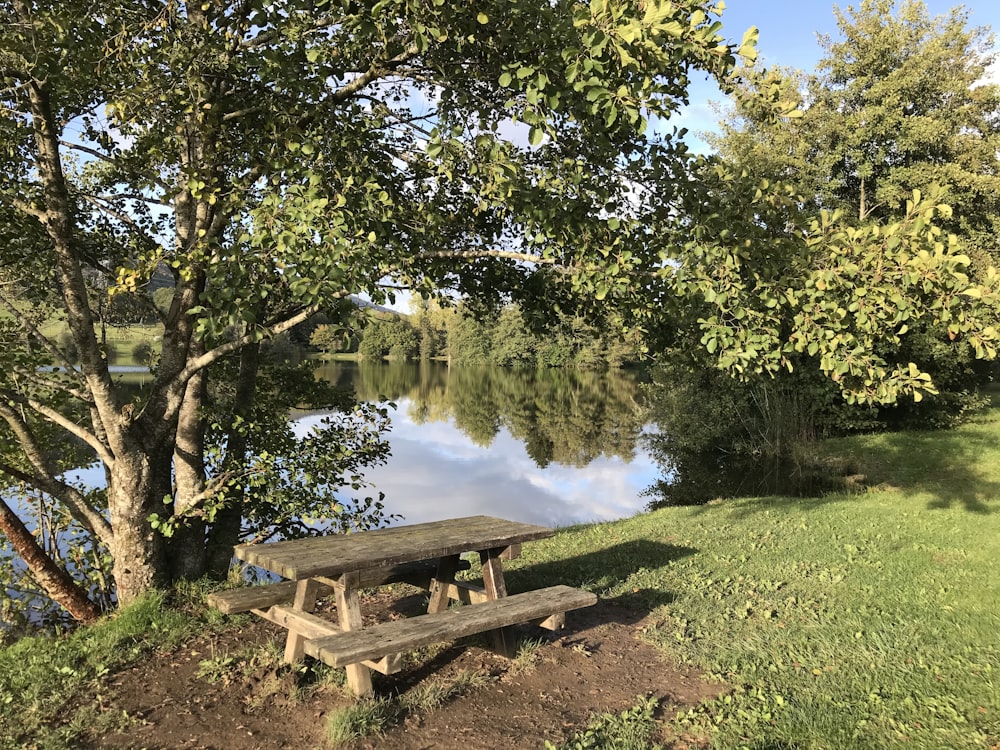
[699,0,1000,424]
[358,316,418,361]
[713,1,1000,233]
[0,0,765,617]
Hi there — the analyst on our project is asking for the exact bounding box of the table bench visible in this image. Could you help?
[213,516,597,696]
[305,585,596,668]
[206,559,473,615]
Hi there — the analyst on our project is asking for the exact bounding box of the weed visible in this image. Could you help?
[323,668,490,746]
[325,697,400,746]
[401,668,490,712]
[545,694,662,750]
[508,636,545,675]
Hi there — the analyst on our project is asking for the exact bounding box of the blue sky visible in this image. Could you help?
[677,1,1000,148]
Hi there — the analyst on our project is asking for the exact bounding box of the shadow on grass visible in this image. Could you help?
[838,420,1000,514]
[679,412,1000,517]
[506,539,696,624]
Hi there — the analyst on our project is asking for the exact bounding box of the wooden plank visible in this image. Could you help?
[256,606,399,674]
[444,581,488,605]
[207,559,471,614]
[480,547,513,656]
[427,554,463,614]
[234,516,553,580]
[305,586,597,669]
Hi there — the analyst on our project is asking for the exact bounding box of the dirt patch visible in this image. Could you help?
[83,590,724,749]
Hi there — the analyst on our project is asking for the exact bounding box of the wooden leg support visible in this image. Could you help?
[283,579,320,663]
[480,547,516,658]
[427,554,464,614]
[335,571,373,697]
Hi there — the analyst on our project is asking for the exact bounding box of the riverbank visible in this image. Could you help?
[3,403,999,749]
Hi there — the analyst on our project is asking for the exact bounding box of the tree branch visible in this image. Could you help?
[0,288,88,385]
[0,387,114,467]
[0,407,114,545]
[420,248,560,264]
[175,299,335,384]
[332,44,420,102]
[79,193,161,252]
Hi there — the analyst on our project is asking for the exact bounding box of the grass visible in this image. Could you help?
[545,694,664,750]
[0,588,202,750]
[4,402,1000,749]
[500,402,1000,749]
[324,668,491,746]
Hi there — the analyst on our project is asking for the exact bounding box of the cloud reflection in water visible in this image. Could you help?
[295,397,657,529]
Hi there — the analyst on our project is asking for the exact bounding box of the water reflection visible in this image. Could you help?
[306,362,657,527]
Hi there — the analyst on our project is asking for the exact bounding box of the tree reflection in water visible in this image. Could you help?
[308,361,656,527]
[318,361,648,469]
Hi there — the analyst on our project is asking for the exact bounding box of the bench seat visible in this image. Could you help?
[304,585,597,668]
[207,559,471,615]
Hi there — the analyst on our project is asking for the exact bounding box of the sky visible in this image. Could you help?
[676,0,1000,150]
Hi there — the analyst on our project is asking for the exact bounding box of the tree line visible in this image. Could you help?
[310,301,642,369]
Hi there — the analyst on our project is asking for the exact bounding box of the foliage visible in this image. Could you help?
[445,304,641,369]
[357,316,419,361]
[714,0,1000,231]
[695,0,1000,426]
[661,167,999,404]
[643,349,870,505]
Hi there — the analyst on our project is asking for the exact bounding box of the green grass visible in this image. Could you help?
[324,668,490,746]
[0,588,203,750]
[502,404,1000,749]
[545,694,664,750]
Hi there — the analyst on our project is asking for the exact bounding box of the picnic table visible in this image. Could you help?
[208,515,597,696]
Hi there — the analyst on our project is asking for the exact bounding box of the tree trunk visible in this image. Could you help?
[205,341,261,578]
[0,496,101,623]
[170,355,209,580]
[106,449,172,606]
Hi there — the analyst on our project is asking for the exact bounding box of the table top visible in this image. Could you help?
[234,515,554,580]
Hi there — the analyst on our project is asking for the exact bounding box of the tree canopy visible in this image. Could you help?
[712,0,1000,234]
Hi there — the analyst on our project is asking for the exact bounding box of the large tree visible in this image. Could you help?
[0,0,763,618]
[714,0,1000,233]
[695,0,1000,424]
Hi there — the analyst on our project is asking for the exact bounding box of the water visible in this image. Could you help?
[308,362,657,527]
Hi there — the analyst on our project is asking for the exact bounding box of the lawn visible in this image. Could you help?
[506,403,1000,749]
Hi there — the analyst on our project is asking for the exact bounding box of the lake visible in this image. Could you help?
[305,362,658,528]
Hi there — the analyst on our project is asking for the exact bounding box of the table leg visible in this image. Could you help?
[334,571,374,696]
[480,547,516,657]
[427,554,464,614]
[283,578,320,663]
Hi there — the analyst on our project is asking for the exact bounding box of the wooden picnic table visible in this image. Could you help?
[210,515,597,696]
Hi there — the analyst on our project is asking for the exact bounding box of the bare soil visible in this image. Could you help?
[82,589,725,749]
